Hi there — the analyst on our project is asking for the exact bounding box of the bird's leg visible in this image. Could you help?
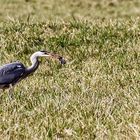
[0,89,3,98]
[0,90,2,103]
[0,89,5,102]
[8,84,14,100]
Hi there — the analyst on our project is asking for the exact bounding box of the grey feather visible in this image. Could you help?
[0,62,25,85]
[0,51,66,90]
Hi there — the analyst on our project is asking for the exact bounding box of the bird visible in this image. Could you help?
[0,51,66,90]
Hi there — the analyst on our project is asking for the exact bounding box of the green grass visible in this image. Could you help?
[0,0,140,140]
[1,0,140,22]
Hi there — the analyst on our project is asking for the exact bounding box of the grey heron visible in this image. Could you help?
[0,51,66,90]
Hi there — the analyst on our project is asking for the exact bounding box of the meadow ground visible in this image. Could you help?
[0,0,140,139]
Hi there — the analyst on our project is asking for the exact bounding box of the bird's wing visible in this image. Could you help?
[0,62,26,84]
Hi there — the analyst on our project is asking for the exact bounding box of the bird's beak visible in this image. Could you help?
[45,51,66,64]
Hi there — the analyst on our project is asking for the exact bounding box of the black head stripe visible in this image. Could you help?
[40,51,49,54]
[40,51,46,52]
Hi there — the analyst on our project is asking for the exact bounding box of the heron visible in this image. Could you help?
[0,51,66,91]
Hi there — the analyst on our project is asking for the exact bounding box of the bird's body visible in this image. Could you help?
[0,51,66,90]
[0,62,26,89]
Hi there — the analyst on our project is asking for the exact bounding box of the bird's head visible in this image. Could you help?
[38,51,66,64]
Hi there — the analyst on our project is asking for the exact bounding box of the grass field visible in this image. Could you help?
[0,0,140,140]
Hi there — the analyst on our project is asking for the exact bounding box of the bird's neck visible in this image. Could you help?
[26,54,40,75]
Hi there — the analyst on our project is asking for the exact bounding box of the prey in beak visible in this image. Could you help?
[58,57,66,64]
[41,51,66,64]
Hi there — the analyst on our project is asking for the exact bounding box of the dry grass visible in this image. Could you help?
[0,0,140,140]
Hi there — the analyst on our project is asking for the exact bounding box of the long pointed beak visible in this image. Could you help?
[46,52,66,64]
